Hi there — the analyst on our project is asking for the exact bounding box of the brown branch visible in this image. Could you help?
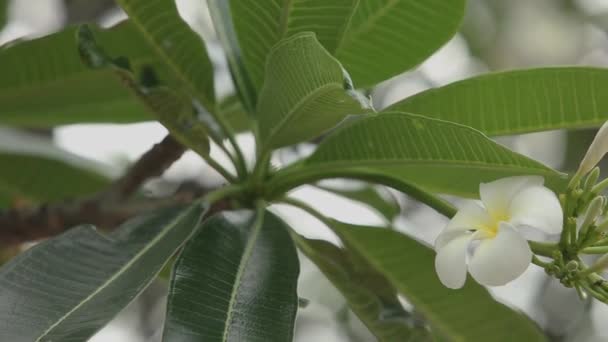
[0,182,214,246]
[112,135,186,199]
[0,135,206,246]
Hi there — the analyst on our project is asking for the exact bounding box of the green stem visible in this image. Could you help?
[529,241,558,258]
[267,166,457,218]
[204,183,246,204]
[531,255,552,268]
[252,149,272,187]
[201,154,237,183]
[581,246,608,254]
[279,197,334,227]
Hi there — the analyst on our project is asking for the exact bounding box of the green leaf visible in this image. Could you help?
[227,0,465,89]
[293,233,431,341]
[0,0,7,28]
[388,67,608,136]
[0,128,111,207]
[334,223,547,341]
[315,183,400,223]
[219,95,252,133]
[0,203,206,342]
[116,0,215,110]
[163,209,300,342]
[208,0,257,113]
[258,33,371,149]
[77,24,211,157]
[304,112,567,197]
[0,23,160,127]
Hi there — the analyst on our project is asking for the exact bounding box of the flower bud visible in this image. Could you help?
[581,196,605,233]
[578,121,608,177]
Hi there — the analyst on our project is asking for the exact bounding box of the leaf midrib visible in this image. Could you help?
[117,0,212,109]
[264,82,344,148]
[307,159,560,176]
[36,204,200,341]
[221,209,264,341]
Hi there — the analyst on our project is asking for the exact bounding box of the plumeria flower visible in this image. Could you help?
[434,176,563,289]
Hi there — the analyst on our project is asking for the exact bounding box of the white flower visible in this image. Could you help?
[434,176,563,289]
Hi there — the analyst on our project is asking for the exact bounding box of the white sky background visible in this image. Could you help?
[4,0,608,341]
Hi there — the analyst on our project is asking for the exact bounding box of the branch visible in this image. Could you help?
[112,134,186,199]
[0,182,215,246]
[0,135,210,246]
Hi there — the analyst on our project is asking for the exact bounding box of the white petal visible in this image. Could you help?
[468,223,532,286]
[435,201,491,249]
[508,185,563,234]
[578,121,608,175]
[480,176,544,218]
[435,234,471,289]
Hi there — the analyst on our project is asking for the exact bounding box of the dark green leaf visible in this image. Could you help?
[305,112,567,197]
[334,223,547,341]
[227,0,465,89]
[0,128,110,207]
[0,203,206,342]
[258,33,371,149]
[208,0,257,113]
[293,233,431,341]
[315,183,400,223]
[0,0,7,29]
[163,209,299,342]
[388,67,608,136]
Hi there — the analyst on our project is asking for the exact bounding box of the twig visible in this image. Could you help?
[0,182,214,246]
[0,135,212,246]
[113,134,186,199]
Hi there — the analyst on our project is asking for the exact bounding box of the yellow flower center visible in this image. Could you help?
[478,210,510,238]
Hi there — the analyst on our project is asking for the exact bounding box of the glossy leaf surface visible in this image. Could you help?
[163,210,299,342]
[0,203,206,342]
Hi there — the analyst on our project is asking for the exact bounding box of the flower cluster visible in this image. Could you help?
[434,121,608,302]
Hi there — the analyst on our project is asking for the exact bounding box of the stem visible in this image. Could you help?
[279,197,334,227]
[201,153,237,183]
[529,241,558,258]
[532,255,552,268]
[252,149,272,186]
[581,246,608,254]
[204,184,246,204]
[267,166,457,218]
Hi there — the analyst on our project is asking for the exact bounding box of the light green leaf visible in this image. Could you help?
[219,95,251,133]
[0,128,111,207]
[227,0,465,89]
[334,223,546,341]
[293,233,431,341]
[315,182,400,223]
[163,209,299,342]
[116,0,215,110]
[258,33,371,149]
[0,23,160,127]
[388,67,608,136]
[0,203,206,342]
[304,112,567,197]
